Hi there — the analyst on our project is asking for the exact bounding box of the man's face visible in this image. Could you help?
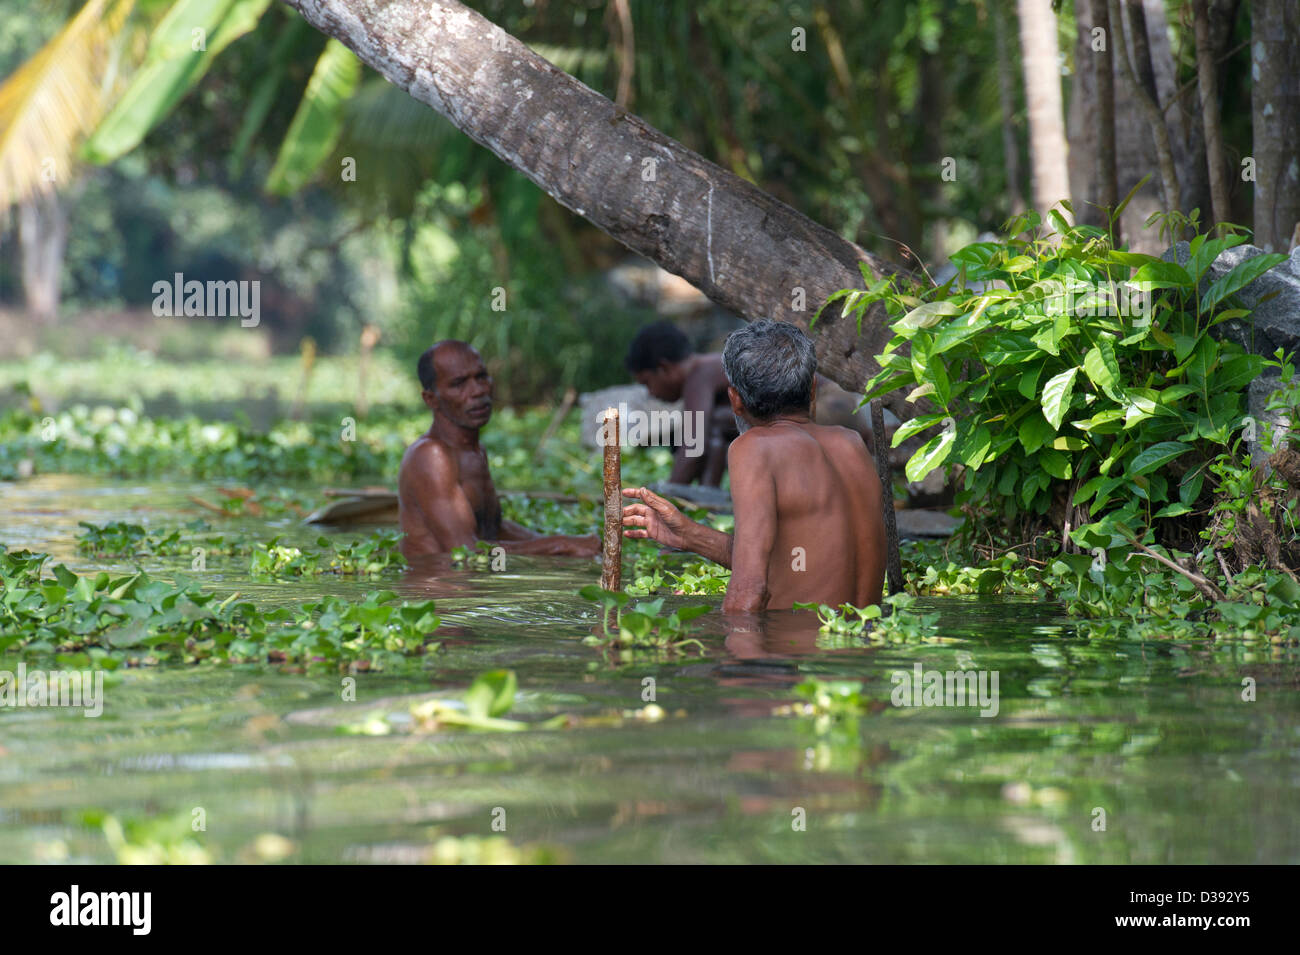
[635,361,681,402]
[424,345,493,428]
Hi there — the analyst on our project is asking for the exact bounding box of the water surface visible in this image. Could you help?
[2,475,1297,863]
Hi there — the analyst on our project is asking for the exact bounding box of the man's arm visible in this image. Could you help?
[497,516,597,557]
[402,446,596,556]
[621,487,733,566]
[720,436,777,613]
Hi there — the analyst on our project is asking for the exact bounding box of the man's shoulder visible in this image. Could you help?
[399,434,457,480]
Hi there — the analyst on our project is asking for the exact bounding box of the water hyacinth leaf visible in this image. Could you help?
[464,669,518,720]
[1040,367,1078,429]
[1129,441,1192,476]
[672,605,712,624]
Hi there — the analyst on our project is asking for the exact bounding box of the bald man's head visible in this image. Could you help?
[416,340,494,429]
[417,340,479,391]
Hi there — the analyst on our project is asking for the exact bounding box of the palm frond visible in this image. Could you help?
[0,0,135,208]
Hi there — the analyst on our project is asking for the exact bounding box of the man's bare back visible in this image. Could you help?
[620,320,887,613]
[727,418,885,610]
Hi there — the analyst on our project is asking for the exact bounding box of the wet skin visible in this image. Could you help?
[622,383,887,613]
[398,342,599,560]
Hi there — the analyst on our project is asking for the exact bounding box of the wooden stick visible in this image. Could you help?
[1126,536,1227,602]
[870,399,904,596]
[601,407,622,592]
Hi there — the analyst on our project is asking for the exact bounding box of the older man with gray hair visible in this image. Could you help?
[622,320,887,613]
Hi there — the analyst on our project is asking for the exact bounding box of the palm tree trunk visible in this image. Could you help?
[281,0,902,402]
[1016,0,1071,217]
[17,189,67,323]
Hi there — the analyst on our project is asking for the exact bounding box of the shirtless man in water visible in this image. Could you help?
[622,320,886,613]
[398,340,599,560]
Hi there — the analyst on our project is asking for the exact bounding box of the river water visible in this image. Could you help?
[1,476,1297,863]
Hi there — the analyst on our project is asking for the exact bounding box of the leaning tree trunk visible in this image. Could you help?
[283,0,903,404]
[1017,0,1071,218]
[1251,0,1300,252]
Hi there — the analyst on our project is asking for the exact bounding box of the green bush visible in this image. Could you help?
[828,208,1289,549]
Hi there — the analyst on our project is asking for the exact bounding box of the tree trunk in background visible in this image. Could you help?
[1071,0,1206,252]
[1095,0,1119,233]
[17,189,67,323]
[1192,0,1232,230]
[1017,0,1071,218]
[993,2,1026,215]
[1251,0,1300,252]
[282,0,903,406]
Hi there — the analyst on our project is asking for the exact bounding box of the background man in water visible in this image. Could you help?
[398,340,599,559]
[625,319,890,487]
[622,320,886,612]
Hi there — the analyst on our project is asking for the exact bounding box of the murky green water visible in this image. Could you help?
[2,476,1298,863]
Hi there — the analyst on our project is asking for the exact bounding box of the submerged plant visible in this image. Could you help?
[577,586,710,650]
[250,531,406,577]
[1,547,440,669]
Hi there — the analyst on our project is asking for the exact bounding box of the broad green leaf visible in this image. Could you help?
[1186,335,1220,386]
[956,424,992,468]
[1038,448,1072,479]
[896,300,962,330]
[84,0,273,163]
[1040,366,1078,429]
[1187,233,1246,282]
[1083,338,1123,400]
[1129,441,1192,476]
[1201,252,1285,312]
[1018,361,1044,400]
[905,427,955,482]
[1018,411,1055,454]
[1152,503,1192,518]
[1131,260,1192,289]
[266,39,363,195]
[1216,353,1263,391]
[1072,407,1125,433]
[892,413,945,447]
